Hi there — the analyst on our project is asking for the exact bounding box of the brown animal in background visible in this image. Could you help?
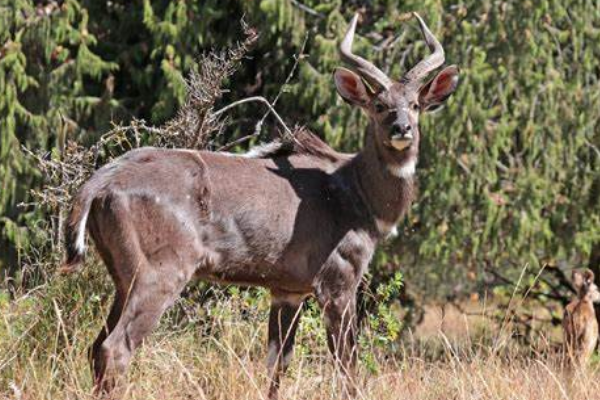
[62,13,459,399]
[563,269,600,367]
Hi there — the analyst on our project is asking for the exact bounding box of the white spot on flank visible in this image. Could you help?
[389,158,417,179]
[155,196,161,203]
[75,212,88,254]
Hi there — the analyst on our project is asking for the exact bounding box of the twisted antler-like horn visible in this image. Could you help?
[340,14,393,91]
[403,12,445,83]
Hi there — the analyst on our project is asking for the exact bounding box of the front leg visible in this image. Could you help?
[318,288,358,396]
[266,291,304,400]
[315,256,365,398]
[323,294,356,368]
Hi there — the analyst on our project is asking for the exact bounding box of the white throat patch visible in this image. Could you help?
[388,158,417,179]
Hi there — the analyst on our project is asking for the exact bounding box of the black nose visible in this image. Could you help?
[392,124,411,136]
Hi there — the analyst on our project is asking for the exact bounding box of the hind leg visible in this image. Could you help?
[315,261,361,399]
[91,292,125,384]
[93,263,191,395]
[266,292,304,400]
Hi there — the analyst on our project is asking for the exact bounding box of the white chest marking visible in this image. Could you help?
[388,158,417,179]
[375,218,400,239]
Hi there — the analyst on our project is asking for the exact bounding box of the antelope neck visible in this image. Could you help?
[348,124,416,238]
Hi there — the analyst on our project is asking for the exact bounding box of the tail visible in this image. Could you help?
[60,182,98,274]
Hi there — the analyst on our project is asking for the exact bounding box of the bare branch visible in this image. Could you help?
[290,0,325,19]
[254,33,308,138]
[213,96,293,138]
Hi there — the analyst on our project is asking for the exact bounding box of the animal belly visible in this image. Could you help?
[193,212,314,293]
[196,258,313,293]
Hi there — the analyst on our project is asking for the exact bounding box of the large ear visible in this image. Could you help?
[334,67,373,107]
[583,269,595,285]
[418,65,459,112]
[573,270,585,293]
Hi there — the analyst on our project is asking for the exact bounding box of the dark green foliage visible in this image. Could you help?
[1,0,598,304]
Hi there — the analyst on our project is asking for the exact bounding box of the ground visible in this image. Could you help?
[1,274,598,400]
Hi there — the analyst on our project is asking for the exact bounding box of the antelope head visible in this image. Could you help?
[334,13,459,167]
[573,269,600,303]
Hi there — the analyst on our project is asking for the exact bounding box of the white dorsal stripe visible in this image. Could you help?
[242,142,283,158]
[219,142,283,159]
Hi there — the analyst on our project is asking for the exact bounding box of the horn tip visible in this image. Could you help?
[412,12,425,25]
[349,13,359,30]
[341,13,360,49]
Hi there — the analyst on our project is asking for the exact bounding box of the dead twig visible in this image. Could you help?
[213,96,293,140]
[253,33,308,138]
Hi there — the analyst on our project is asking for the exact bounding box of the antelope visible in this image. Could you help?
[63,13,459,399]
[563,269,600,367]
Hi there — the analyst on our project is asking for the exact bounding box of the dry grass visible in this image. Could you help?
[1,277,599,400]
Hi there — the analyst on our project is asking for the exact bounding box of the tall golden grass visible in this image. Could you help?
[1,267,598,400]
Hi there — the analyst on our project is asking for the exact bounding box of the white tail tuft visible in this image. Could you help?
[75,211,89,254]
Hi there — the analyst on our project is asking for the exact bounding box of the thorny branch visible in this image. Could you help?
[161,21,260,150]
[255,34,308,136]
[216,34,308,152]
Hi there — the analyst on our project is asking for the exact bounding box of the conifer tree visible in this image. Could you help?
[1,0,598,302]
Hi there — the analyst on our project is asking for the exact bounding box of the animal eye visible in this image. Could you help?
[374,101,386,113]
[411,103,420,111]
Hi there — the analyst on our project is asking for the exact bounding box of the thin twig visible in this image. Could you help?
[217,132,259,152]
[583,138,600,158]
[254,33,308,138]
[213,96,292,137]
[290,0,325,18]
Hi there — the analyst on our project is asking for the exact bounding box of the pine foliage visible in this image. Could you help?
[1,0,598,300]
